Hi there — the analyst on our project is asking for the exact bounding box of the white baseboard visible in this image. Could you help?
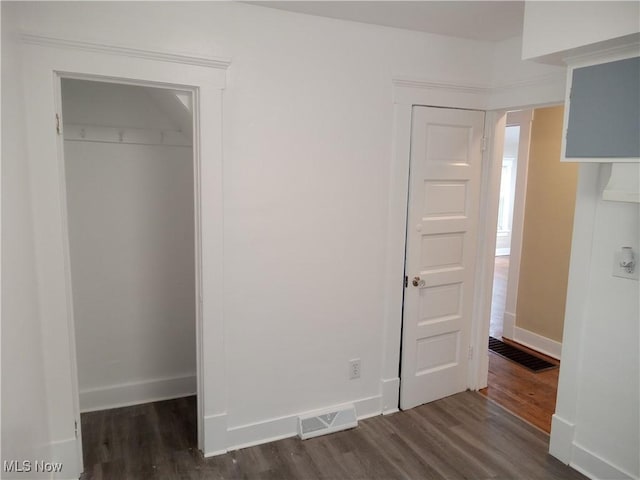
[550,415,636,480]
[49,436,81,480]
[354,394,383,420]
[225,412,298,452]
[79,374,196,412]
[512,326,562,360]
[221,394,382,454]
[2,433,79,478]
[381,377,400,414]
[550,414,575,464]
[204,412,228,457]
[571,442,637,480]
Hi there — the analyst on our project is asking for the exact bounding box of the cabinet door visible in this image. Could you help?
[565,56,640,161]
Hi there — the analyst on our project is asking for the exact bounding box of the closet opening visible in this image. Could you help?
[60,78,199,473]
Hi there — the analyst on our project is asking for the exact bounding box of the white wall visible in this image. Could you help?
[1,7,52,479]
[552,165,639,479]
[12,0,494,430]
[6,0,575,460]
[572,175,639,479]
[522,1,640,62]
[61,81,196,412]
[9,0,493,446]
[521,4,640,478]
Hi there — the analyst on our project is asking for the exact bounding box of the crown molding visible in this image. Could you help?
[562,34,640,67]
[21,33,231,70]
[392,77,489,95]
[393,71,564,97]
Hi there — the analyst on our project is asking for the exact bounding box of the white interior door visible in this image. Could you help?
[400,106,485,410]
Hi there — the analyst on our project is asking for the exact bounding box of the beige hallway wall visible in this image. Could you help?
[516,106,578,343]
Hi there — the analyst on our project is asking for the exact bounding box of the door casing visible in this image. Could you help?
[60,75,200,455]
[21,35,229,477]
[385,78,565,412]
[382,103,504,413]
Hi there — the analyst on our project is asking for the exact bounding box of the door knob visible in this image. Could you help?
[412,276,425,287]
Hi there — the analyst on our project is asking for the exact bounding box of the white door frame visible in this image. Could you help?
[383,76,566,411]
[500,110,534,341]
[21,34,230,477]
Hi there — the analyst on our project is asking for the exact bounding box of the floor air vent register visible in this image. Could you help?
[488,336,558,372]
[298,404,358,440]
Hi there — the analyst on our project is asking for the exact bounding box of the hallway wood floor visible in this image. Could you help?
[482,255,560,433]
[80,392,585,480]
[480,350,559,433]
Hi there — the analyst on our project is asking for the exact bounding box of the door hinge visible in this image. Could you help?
[74,420,78,438]
[468,345,473,360]
[404,275,408,288]
[481,136,487,151]
[55,113,61,135]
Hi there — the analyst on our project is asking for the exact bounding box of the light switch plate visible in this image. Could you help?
[613,250,639,280]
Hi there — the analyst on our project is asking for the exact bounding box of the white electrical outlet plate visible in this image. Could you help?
[613,250,639,280]
[349,358,361,379]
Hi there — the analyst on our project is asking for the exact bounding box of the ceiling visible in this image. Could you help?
[246,1,525,42]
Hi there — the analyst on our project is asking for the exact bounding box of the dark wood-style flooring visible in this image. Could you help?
[80,392,585,480]
[482,255,560,434]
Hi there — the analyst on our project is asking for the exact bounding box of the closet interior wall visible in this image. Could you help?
[61,79,196,412]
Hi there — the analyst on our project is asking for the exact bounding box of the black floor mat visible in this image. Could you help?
[488,337,558,372]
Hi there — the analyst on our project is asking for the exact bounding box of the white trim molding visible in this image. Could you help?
[381,377,400,414]
[387,74,565,403]
[49,436,82,480]
[21,33,231,70]
[381,102,412,413]
[392,77,488,109]
[392,72,566,110]
[550,414,576,463]
[550,415,637,480]
[501,109,534,346]
[392,77,489,94]
[571,443,638,480]
[204,412,228,457]
[21,33,229,474]
[510,326,562,360]
[225,395,382,453]
[470,110,506,391]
